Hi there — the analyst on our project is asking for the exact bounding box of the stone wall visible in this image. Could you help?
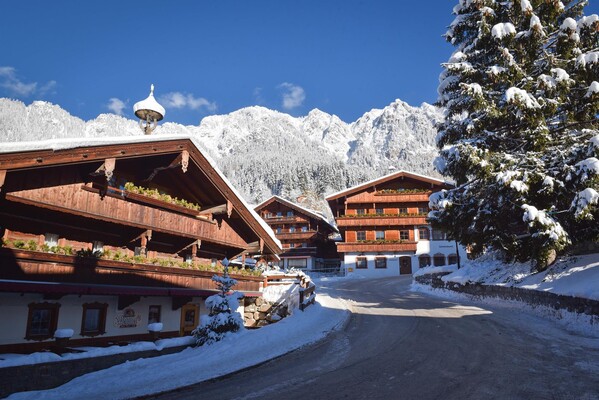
[415,272,599,317]
[243,297,288,328]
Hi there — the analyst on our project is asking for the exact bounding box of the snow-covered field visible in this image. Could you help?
[6,292,350,400]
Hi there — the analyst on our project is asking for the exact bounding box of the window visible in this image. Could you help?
[81,302,108,337]
[375,257,387,269]
[301,226,308,232]
[44,233,59,247]
[26,302,60,340]
[276,212,283,217]
[302,243,308,248]
[375,208,384,215]
[356,231,366,241]
[433,254,446,266]
[418,227,430,241]
[375,231,385,240]
[356,209,366,215]
[148,305,161,324]
[448,254,458,265]
[288,258,307,268]
[276,227,282,234]
[419,255,431,268]
[289,243,295,248]
[418,207,428,215]
[264,212,272,218]
[399,207,408,215]
[432,230,446,240]
[287,211,294,217]
[289,226,296,233]
[356,257,367,269]
[400,230,410,240]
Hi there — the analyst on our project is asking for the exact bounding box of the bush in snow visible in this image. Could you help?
[433,0,599,269]
[192,259,244,346]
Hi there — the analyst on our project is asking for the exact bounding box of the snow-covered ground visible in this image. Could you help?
[412,252,599,337]
[413,252,599,300]
[6,292,350,400]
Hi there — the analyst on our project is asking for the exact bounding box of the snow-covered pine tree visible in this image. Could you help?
[192,259,244,346]
[431,0,598,269]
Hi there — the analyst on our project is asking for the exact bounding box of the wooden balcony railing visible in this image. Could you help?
[336,241,417,253]
[275,231,317,240]
[336,215,427,227]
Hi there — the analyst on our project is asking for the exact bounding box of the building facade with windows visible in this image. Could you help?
[0,136,281,353]
[255,196,340,272]
[326,170,467,277]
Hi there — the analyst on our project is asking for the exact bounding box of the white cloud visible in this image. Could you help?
[107,98,127,116]
[0,66,56,97]
[158,92,217,112]
[278,82,306,110]
[253,87,264,104]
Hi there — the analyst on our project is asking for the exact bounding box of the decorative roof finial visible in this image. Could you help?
[133,84,165,135]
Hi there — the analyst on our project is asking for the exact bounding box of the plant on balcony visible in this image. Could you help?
[376,188,430,195]
[343,212,427,218]
[356,239,408,244]
[123,182,201,212]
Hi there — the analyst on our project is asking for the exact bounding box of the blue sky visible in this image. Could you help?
[1,1,598,125]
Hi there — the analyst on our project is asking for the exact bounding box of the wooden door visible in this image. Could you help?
[399,256,412,275]
[180,304,199,336]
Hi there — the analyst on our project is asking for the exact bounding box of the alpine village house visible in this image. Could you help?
[0,135,282,353]
[255,196,340,272]
[326,170,468,277]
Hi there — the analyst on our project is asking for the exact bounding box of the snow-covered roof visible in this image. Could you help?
[255,195,338,233]
[0,134,282,252]
[325,169,454,201]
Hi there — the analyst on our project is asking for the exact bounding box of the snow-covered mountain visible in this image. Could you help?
[0,98,442,211]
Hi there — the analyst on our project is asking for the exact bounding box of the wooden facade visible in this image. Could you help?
[255,196,340,272]
[326,170,467,276]
[0,136,281,352]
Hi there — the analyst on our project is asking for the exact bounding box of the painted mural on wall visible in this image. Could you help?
[114,307,142,328]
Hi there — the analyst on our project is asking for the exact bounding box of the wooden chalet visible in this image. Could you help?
[255,196,340,272]
[326,170,467,276]
[0,135,281,352]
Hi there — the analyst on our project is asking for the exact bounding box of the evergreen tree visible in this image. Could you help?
[431,0,599,268]
[192,258,244,346]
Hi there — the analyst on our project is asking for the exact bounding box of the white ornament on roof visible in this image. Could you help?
[133,84,166,135]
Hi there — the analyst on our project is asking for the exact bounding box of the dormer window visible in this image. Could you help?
[287,211,294,217]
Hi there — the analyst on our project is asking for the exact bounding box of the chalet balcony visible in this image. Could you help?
[275,231,317,240]
[263,216,307,224]
[336,241,417,253]
[344,191,432,204]
[0,248,263,292]
[280,246,318,257]
[336,214,428,227]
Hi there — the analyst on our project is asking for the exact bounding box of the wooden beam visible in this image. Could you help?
[175,239,201,254]
[198,203,227,216]
[0,170,6,192]
[130,229,152,243]
[90,158,116,181]
[143,150,190,182]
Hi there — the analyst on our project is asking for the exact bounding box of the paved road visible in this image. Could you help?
[146,276,599,400]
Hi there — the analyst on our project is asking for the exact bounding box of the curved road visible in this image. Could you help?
[146,276,599,400]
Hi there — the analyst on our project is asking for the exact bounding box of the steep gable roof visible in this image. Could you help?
[0,134,282,255]
[325,170,453,201]
[255,195,338,233]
